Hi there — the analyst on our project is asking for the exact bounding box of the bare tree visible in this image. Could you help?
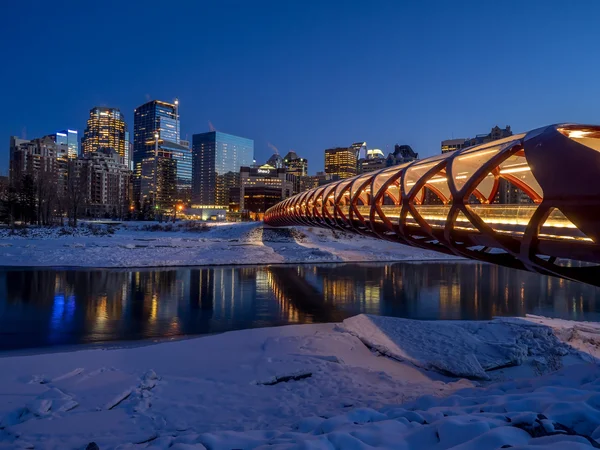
[65,160,84,227]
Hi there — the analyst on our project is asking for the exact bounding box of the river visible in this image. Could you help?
[1,261,599,351]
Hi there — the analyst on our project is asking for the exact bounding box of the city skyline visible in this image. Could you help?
[1,1,599,175]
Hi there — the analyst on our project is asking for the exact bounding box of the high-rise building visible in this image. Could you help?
[133,100,191,206]
[9,136,69,185]
[441,126,512,154]
[441,138,467,154]
[191,131,254,207]
[49,129,79,158]
[266,153,284,168]
[239,165,295,220]
[81,107,127,158]
[466,125,512,147]
[324,147,357,179]
[387,144,419,166]
[133,100,180,161]
[283,151,308,177]
[350,142,367,160]
[140,156,177,210]
[358,148,386,173]
[76,148,131,217]
[283,151,307,193]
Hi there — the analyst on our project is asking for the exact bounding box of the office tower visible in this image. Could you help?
[133,100,190,206]
[140,156,177,210]
[282,151,307,194]
[324,147,357,179]
[465,125,512,147]
[239,165,295,220]
[387,144,419,166]
[49,129,79,158]
[266,153,284,168]
[283,151,308,177]
[357,148,386,173]
[441,139,467,154]
[441,125,512,154]
[350,142,367,160]
[192,131,254,207]
[81,107,127,158]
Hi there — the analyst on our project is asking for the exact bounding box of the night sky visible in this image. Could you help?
[1,0,599,174]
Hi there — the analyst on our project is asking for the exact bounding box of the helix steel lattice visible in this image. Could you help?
[264,124,600,286]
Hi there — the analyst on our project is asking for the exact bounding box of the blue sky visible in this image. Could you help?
[1,0,599,174]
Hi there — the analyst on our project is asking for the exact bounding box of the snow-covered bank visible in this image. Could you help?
[0,315,599,449]
[0,222,460,268]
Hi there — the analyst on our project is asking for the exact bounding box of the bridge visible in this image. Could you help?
[264,124,600,286]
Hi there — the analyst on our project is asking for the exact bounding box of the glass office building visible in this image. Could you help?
[192,131,254,207]
[52,129,79,158]
[133,100,179,160]
[81,107,127,158]
[133,100,189,205]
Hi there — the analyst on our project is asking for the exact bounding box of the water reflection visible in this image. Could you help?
[1,262,599,351]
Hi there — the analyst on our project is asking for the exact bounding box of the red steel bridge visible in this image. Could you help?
[264,124,600,286]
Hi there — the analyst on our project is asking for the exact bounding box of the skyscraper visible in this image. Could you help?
[50,129,79,158]
[283,151,308,194]
[283,151,308,177]
[192,131,254,207]
[324,147,357,179]
[81,107,127,158]
[133,100,191,206]
[133,100,180,160]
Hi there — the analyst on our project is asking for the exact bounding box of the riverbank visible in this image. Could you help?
[0,314,599,449]
[0,222,460,268]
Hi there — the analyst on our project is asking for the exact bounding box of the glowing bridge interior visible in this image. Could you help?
[264,124,600,286]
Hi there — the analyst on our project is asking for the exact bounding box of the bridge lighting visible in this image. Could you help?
[499,166,530,174]
[265,123,600,286]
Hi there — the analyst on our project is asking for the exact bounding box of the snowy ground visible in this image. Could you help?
[0,222,459,268]
[1,314,600,449]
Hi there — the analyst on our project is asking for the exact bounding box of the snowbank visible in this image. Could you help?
[0,315,599,448]
[341,314,570,380]
[0,222,460,268]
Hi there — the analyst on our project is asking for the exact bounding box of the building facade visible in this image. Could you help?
[9,136,131,220]
[441,126,513,154]
[239,165,294,220]
[140,156,177,211]
[192,131,254,207]
[9,136,69,185]
[324,147,357,179]
[441,138,467,154]
[133,100,190,208]
[358,148,386,173]
[81,107,127,158]
[77,148,131,217]
[283,151,307,193]
[49,129,79,158]
[386,144,419,166]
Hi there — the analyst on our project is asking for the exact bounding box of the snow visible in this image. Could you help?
[0,222,459,268]
[0,314,600,449]
[341,315,569,380]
